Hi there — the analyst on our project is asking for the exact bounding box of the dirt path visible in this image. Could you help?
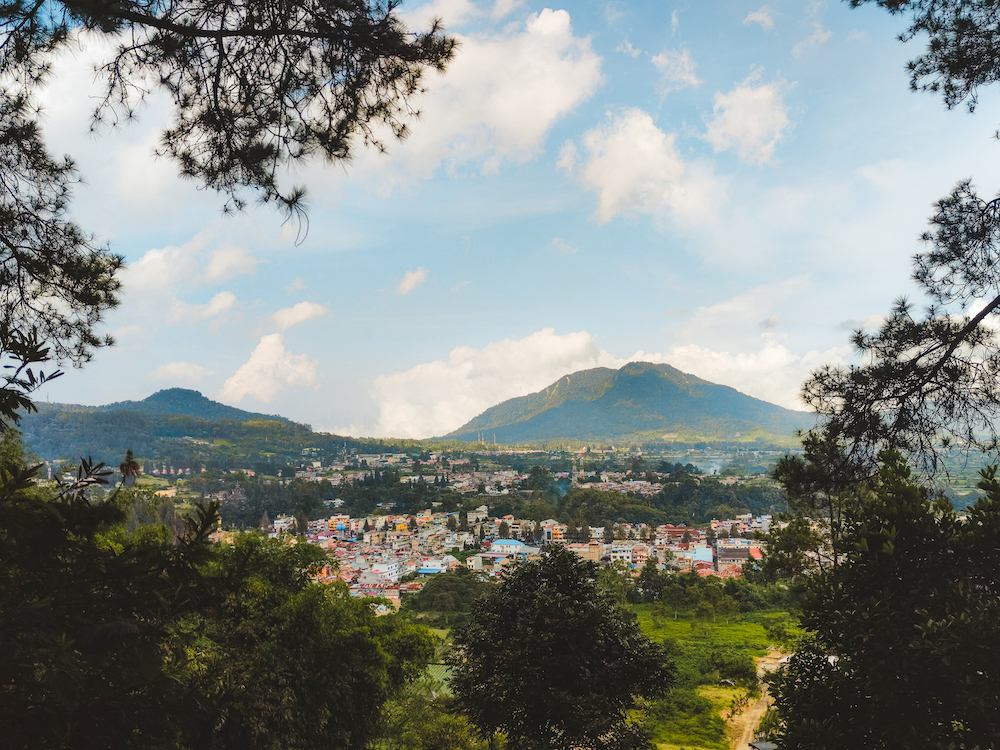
[726,650,786,750]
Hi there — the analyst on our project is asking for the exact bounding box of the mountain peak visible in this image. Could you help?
[444,361,812,444]
[99,388,292,424]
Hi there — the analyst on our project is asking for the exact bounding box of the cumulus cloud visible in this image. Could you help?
[361,326,851,437]
[368,328,618,438]
[670,277,808,351]
[629,339,850,411]
[272,301,328,331]
[837,313,885,332]
[652,49,701,94]
[170,291,237,323]
[577,108,722,223]
[397,267,429,295]
[557,141,577,172]
[124,235,259,294]
[792,2,832,58]
[149,362,214,383]
[744,6,774,30]
[372,9,602,180]
[704,70,790,165]
[550,237,579,254]
[221,333,320,403]
[204,244,260,282]
[617,39,642,58]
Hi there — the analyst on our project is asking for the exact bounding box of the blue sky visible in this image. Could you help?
[34,0,1000,438]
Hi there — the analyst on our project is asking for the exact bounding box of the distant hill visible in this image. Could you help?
[443,362,814,444]
[96,388,292,423]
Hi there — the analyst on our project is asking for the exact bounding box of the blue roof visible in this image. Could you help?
[693,548,714,563]
[493,539,524,546]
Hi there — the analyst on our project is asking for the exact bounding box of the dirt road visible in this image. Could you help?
[727,650,786,750]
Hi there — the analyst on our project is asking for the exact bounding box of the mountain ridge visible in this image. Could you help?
[94,388,294,424]
[443,362,813,444]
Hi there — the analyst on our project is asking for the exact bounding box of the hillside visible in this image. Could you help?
[96,388,292,423]
[444,362,814,444]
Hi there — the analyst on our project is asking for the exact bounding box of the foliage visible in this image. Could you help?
[0,433,435,749]
[1,0,455,214]
[448,545,674,750]
[772,427,867,568]
[369,673,486,750]
[767,452,1000,749]
[804,181,1000,472]
[809,0,1000,473]
[176,535,436,750]
[0,432,218,748]
[403,567,494,614]
[851,0,1000,114]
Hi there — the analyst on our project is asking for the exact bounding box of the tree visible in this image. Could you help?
[178,535,436,750]
[448,545,674,750]
[0,434,435,749]
[446,514,458,531]
[772,427,868,569]
[851,0,1000,116]
[767,452,1000,749]
[497,520,510,538]
[803,182,1000,472]
[0,0,455,426]
[807,3,1000,473]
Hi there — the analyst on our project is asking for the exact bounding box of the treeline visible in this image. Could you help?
[17,404,427,469]
[213,471,464,529]
[486,477,785,527]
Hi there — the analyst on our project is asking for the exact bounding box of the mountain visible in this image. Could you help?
[95,388,293,423]
[443,362,814,444]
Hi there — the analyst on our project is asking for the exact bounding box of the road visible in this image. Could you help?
[728,650,786,750]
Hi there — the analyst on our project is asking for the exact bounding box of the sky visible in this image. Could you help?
[32,0,1000,439]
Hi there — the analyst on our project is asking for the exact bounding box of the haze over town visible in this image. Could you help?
[36,0,1000,438]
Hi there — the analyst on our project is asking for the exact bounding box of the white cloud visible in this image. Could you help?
[370,9,602,180]
[491,0,523,20]
[221,333,320,403]
[170,291,237,323]
[204,244,260,282]
[630,339,850,411]
[652,49,702,94]
[557,141,577,173]
[744,6,775,30]
[367,328,618,438]
[670,277,808,350]
[671,9,680,34]
[361,325,851,437]
[792,2,832,58]
[402,0,480,29]
[705,71,790,165]
[149,362,214,383]
[397,267,429,295]
[272,301,328,331]
[577,108,722,223]
[550,237,578,254]
[125,236,259,292]
[617,39,642,58]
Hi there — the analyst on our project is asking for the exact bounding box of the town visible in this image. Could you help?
[194,448,779,609]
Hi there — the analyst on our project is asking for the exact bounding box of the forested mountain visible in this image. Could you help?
[96,388,293,423]
[16,390,419,469]
[445,362,814,444]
